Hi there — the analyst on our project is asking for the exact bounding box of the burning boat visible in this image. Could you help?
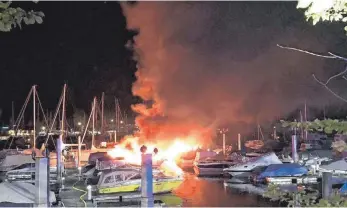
[96,168,183,194]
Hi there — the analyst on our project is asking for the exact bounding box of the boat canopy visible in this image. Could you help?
[258,163,308,179]
[88,152,109,164]
[0,154,35,171]
[320,158,347,171]
[0,181,56,204]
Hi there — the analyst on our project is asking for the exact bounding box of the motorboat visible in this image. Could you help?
[250,163,308,184]
[5,163,57,184]
[194,152,263,177]
[96,168,183,194]
[319,158,347,175]
[223,152,282,177]
[0,154,35,172]
[193,157,235,177]
[0,181,56,205]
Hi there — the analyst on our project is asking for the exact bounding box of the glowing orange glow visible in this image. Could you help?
[107,135,199,175]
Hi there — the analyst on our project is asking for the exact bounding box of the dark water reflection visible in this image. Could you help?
[163,173,271,207]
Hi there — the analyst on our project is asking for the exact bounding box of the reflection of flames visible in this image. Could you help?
[107,136,200,175]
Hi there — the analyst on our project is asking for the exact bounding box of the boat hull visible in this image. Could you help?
[194,166,225,177]
[98,179,183,194]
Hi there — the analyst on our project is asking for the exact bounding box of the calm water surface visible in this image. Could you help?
[157,173,272,207]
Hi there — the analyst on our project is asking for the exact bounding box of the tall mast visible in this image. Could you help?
[300,110,304,140]
[11,101,14,129]
[304,101,308,140]
[61,84,67,141]
[33,85,36,149]
[101,92,104,134]
[92,97,96,149]
[257,124,260,140]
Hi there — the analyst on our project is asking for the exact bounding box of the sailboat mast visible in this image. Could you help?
[101,92,104,134]
[115,98,119,132]
[33,85,36,149]
[300,110,304,140]
[257,124,260,140]
[304,101,308,140]
[11,101,14,129]
[61,84,66,141]
[92,97,96,148]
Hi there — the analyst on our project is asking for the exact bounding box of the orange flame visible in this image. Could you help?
[107,135,199,175]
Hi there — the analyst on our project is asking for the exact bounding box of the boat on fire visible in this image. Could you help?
[96,168,183,194]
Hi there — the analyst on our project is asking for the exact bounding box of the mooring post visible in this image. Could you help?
[291,130,298,163]
[238,133,241,151]
[222,133,226,155]
[87,185,92,200]
[141,153,154,207]
[322,172,333,199]
[57,136,62,187]
[78,135,82,175]
[35,156,49,207]
[46,148,50,207]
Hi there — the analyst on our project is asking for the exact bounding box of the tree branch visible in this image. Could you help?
[277,44,337,59]
[312,67,347,103]
[277,44,347,103]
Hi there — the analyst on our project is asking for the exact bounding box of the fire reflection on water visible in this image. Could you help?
[164,173,271,207]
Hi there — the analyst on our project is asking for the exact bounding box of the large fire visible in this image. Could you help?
[107,135,200,175]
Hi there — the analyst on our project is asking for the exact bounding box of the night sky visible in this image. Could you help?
[0,1,137,123]
[0,1,347,128]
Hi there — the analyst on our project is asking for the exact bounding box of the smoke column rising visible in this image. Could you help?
[122,2,343,143]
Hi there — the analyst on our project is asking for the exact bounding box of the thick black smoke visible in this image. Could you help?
[122,2,346,141]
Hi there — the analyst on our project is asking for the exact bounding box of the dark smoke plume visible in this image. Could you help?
[122,2,345,143]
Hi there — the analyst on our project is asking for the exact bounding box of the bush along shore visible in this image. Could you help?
[263,184,347,207]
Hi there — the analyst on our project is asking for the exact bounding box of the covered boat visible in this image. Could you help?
[252,163,308,183]
[223,152,282,177]
[319,158,347,174]
[0,181,56,204]
[97,168,183,194]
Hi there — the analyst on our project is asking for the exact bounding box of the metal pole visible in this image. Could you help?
[33,85,36,149]
[322,172,332,199]
[46,148,50,207]
[78,136,81,170]
[61,84,66,142]
[35,156,49,207]
[101,92,104,134]
[292,134,298,163]
[114,131,117,143]
[92,97,96,149]
[87,185,92,200]
[222,133,226,155]
[238,133,241,151]
[57,136,62,187]
[141,153,154,207]
[273,126,277,140]
[11,101,14,129]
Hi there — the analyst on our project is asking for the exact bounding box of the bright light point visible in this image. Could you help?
[41,126,46,131]
[110,119,114,122]
[77,122,82,126]
[120,120,124,124]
